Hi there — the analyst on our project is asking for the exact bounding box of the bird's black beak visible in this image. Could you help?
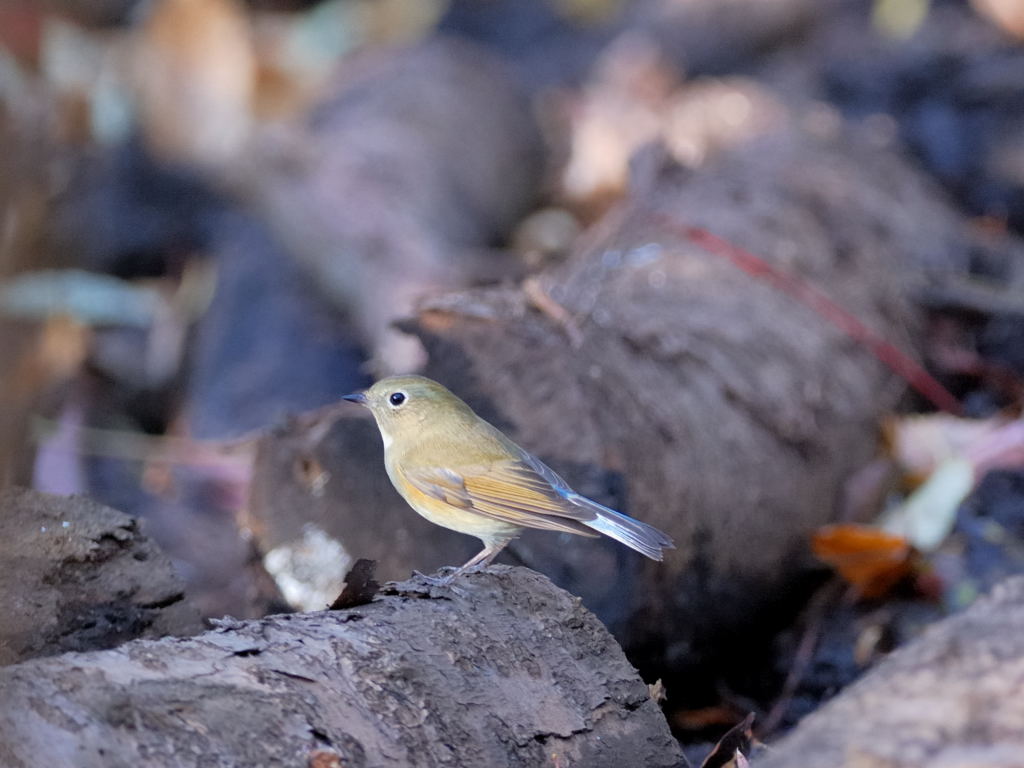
[342,392,368,406]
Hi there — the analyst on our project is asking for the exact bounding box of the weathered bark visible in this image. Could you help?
[758,576,1024,768]
[0,488,202,666]
[0,566,681,768]
[248,122,986,674]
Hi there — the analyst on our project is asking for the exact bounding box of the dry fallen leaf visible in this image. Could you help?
[674,705,746,731]
[971,0,1024,38]
[879,457,974,553]
[699,713,756,768]
[329,558,380,610]
[812,524,912,599]
[647,678,667,704]
[133,0,255,169]
[881,413,1024,554]
[885,413,1006,485]
[872,0,931,38]
[307,748,345,768]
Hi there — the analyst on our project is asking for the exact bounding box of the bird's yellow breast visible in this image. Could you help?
[385,459,522,543]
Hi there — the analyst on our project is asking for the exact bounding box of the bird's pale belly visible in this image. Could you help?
[397,478,522,543]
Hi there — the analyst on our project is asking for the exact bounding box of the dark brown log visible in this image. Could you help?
[0,487,203,666]
[758,576,1024,768]
[0,566,681,768]
[248,121,989,676]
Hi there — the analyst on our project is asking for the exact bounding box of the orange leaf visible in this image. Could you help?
[133,0,255,168]
[812,524,911,599]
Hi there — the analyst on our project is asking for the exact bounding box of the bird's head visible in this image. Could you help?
[342,375,474,446]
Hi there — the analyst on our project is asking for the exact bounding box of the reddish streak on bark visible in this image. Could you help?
[651,213,962,415]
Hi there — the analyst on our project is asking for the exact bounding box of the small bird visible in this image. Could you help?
[343,375,674,583]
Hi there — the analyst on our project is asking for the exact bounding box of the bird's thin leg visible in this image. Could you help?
[458,540,510,575]
[416,540,510,586]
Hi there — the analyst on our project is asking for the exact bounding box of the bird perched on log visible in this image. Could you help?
[344,375,674,583]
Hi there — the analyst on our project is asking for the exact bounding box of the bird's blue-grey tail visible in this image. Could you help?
[570,495,675,561]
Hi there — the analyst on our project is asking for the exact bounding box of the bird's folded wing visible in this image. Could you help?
[399,459,599,537]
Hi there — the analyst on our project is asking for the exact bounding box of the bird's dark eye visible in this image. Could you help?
[389,392,406,407]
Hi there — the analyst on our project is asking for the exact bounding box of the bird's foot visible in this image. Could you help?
[411,570,449,586]
[412,568,465,592]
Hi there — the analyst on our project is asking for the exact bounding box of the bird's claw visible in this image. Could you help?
[411,568,471,596]
[411,569,456,585]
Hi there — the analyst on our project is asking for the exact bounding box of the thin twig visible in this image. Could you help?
[760,581,840,737]
[522,276,584,347]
